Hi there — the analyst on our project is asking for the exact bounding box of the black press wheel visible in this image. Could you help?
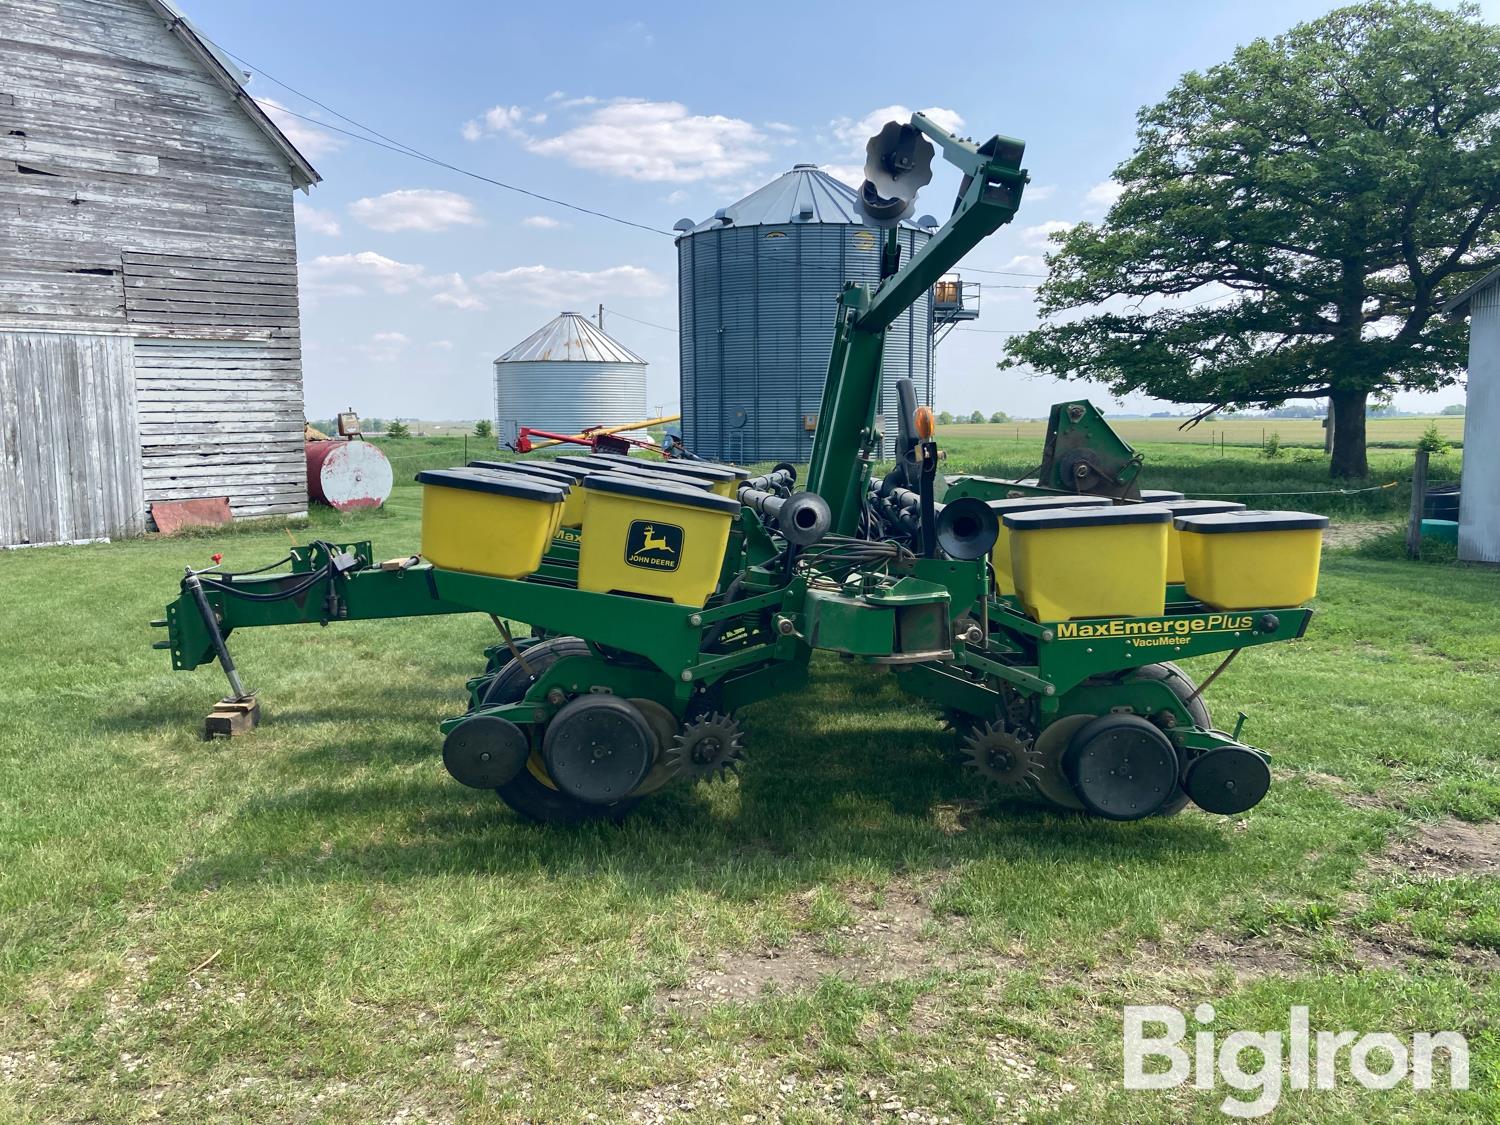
[480,636,644,826]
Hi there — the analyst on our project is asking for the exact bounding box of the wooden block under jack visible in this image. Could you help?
[203,696,260,740]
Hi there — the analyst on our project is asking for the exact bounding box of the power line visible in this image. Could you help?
[960,266,1048,278]
[5,13,674,238]
[603,307,677,334]
[255,102,672,237]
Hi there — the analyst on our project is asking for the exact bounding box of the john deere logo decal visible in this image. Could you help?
[625,520,682,571]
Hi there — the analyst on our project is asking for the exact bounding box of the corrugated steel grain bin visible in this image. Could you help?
[493,313,648,447]
[674,165,933,462]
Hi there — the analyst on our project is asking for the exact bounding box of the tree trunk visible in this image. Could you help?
[1329,389,1369,479]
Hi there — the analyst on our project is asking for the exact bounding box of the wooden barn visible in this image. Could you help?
[0,0,320,546]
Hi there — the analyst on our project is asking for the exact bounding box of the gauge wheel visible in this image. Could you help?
[480,636,644,825]
[1130,662,1212,817]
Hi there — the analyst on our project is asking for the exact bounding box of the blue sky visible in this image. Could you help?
[189,0,1491,422]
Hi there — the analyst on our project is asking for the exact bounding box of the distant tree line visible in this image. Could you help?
[936,410,1011,425]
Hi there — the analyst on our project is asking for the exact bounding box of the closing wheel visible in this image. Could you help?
[1062,714,1181,821]
[481,636,644,825]
[443,715,528,789]
[1184,746,1272,815]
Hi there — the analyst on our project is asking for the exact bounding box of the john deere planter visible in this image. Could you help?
[153,112,1325,824]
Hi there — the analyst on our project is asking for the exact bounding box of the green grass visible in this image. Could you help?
[940,414,1464,449]
[1,441,1496,1121]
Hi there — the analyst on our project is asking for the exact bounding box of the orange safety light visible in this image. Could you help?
[914,405,936,441]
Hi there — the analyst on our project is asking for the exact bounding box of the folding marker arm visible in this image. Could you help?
[805,114,1029,534]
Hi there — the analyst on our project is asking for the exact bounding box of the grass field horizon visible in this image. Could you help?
[1,431,1494,1121]
[344,413,1465,450]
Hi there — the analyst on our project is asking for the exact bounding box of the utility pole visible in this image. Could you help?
[597,304,604,331]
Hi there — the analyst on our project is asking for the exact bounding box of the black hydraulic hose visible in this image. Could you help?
[193,541,353,603]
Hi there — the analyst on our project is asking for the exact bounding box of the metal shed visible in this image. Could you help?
[1443,267,1497,563]
[493,313,648,446]
[674,165,934,462]
[0,0,319,547]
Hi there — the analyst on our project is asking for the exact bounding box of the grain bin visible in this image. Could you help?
[675,165,934,462]
[493,312,648,447]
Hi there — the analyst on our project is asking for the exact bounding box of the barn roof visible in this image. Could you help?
[147,0,321,190]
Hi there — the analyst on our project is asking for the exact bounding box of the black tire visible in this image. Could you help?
[1130,662,1210,817]
[481,636,644,825]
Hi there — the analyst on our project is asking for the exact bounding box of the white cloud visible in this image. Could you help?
[820,163,865,188]
[474,264,667,306]
[463,104,549,141]
[664,189,690,206]
[831,106,965,153]
[295,201,340,237]
[522,215,563,229]
[764,121,796,134]
[254,97,343,160]
[302,251,430,296]
[523,99,770,183]
[1083,180,1125,211]
[428,339,454,351]
[1020,220,1075,248]
[1000,254,1049,274]
[349,189,482,233]
[360,331,409,363]
[1026,184,1056,202]
[431,291,486,311]
[301,252,484,310]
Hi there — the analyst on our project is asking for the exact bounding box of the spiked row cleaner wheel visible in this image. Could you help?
[664,712,747,781]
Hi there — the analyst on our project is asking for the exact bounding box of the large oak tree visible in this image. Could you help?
[1003,1,1500,477]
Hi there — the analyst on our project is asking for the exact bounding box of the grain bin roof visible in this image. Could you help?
[496,312,646,365]
[676,164,926,235]
[148,0,321,189]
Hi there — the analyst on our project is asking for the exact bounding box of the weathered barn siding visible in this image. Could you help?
[0,0,315,543]
[135,337,305,518]
[0,331,144,544]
